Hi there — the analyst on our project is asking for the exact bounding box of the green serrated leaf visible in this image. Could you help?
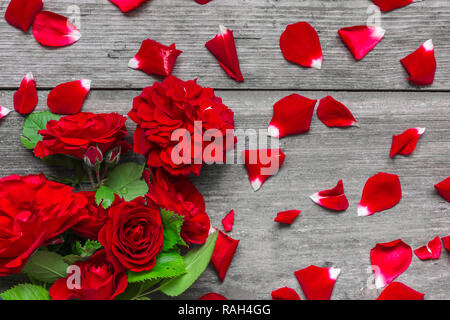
[0,284,50,300]
[62,254,82,265]
[75,240,102,258]
[158,231,218,297]
[95,185,116,208]
[21,111,61,150]
[161,208,186,251]
[127,250,186,283]
[21,250,68,284]
[104,162,148,201]
[115,279,160,300]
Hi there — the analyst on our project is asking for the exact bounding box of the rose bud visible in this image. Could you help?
[105,146,121,166]
[84,145,103,168]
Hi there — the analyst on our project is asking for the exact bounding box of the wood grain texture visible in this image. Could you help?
[0,89,449,299]
[0,0,448,90]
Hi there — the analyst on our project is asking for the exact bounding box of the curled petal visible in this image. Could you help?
[211,231,239,282]
[414,236,441,261]
[390,127,425,158]
[0,106,12,120]
[274,210,301,224]
[242,149,286,191]
[32,11,81,47]
[442,236,450,252]
[198,292,227,300]
[372,0,419,12]
[109,0,147,12]
[317,96,358,128]
[205,25,244,82]
[5,0,43,32]
[47,80,91,115]
[310,180,349,211]
[370,239,412,288]
[271,287,301,300]
[268,94,317,138]
[221,210,235,232]
[358,172,402,217]
[434,177,450,202]
[294,265,340,300]
[128,39,182,77]
[401,39,436,86]
[338,26,385,60]
[377,282,424,300]
[14,73,38,115]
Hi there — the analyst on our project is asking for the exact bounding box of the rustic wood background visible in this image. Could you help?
[0,0,449,300]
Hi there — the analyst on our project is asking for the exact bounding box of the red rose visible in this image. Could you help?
[49,250,128,300]
[72,191,108,240]
[128,75,235,176]
[34,112,130,160]
[98,197,164,272]
[146,168,210,245]
[0,174,87,275]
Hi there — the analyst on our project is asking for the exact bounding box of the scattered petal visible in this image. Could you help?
[271,287,301,300]
[400,39,436,86]
[377,282,424,300]
[242,149,286,191]
[0,106,12,120]
[128,39,182,77]
[338,25,385,60]
[372,0,420,12]
[5,0,43,32]
[274,210,301,225]
[205,25,244,82]
[14,73,38,115]
[310,180,349,211]
[32,11,81,47]
[195,0,213,3]
[280,22,323,69]
[434,177,450,202]
[211,231,239,282]
[442,236,450,252]
[390,127,425,158]
[268,94,317,138]
[222,210,235,232]
[198,292,227,300]
[109,0,148,12]
[358,172,401,217]
[414,236,441,261]
[47,79,91,115]
[317,96,358,128]
[294,265,340,300]
[370,239,412,288]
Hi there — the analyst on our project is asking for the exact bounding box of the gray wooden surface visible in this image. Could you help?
[0,0,449,300]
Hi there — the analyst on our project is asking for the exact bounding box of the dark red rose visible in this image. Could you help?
[0,174,87,275]
[128,75,235,176]
[145,168,210,245]
[98,197,164,272]
[72,191,108,240]
[49,250,128,300]
[34,112,130,160]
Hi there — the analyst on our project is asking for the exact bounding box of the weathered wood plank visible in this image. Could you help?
[0,0,449,90]
[0,89,449,299]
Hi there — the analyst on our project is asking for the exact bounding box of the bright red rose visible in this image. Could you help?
[145,168,210,245]
[98,197,164,272]
[49,250,128,300]
[72,191,108,240]
[128,75,235,176]
[0,174,87,275]
[34,112,130,160]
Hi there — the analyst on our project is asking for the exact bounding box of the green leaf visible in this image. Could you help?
[0,284,50,300]
[21,250,68,283]
[95,185,116,208]
[135,296,151,300]
[75,240,102,258]
[161,208,186,251]
[104,162,148,201]
[115,280,160,300]
[158,231,218,297]
[127,250,186,283]
[63,254,82,265]
[21,111,61,150]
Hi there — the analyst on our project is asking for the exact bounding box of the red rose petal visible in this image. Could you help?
[317,96,358,128]
[390,127,425,158]
[294,265,341,300]
[5,0,43,32]
[442,236,450,252]
[310,180,349,211]
[400,39,436,86]
[372,0,416,12]
[211,231,239,282]
[338,25,385,60]
[268,94,317,138]
[32,11,81,47]
[194,0,213,5]
[14,73,38,115]
[128,39,182,77]
[242,149,286,191]
[280,22,323,69]
[0,105,12,120]
[358,172,402,217]
[414,236,441,261]
[47,80,91,115]
[271,287,301,300]
[274,210,301,224]
[222,210,235,232]
[205,25,244,82]
[109,0,147,12]
[434,177,450,202]
[370,239,412,288]
[377,282,424,300]
[198,292,227,300]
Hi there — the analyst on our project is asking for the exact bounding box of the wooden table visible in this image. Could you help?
[0,0,449,300]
